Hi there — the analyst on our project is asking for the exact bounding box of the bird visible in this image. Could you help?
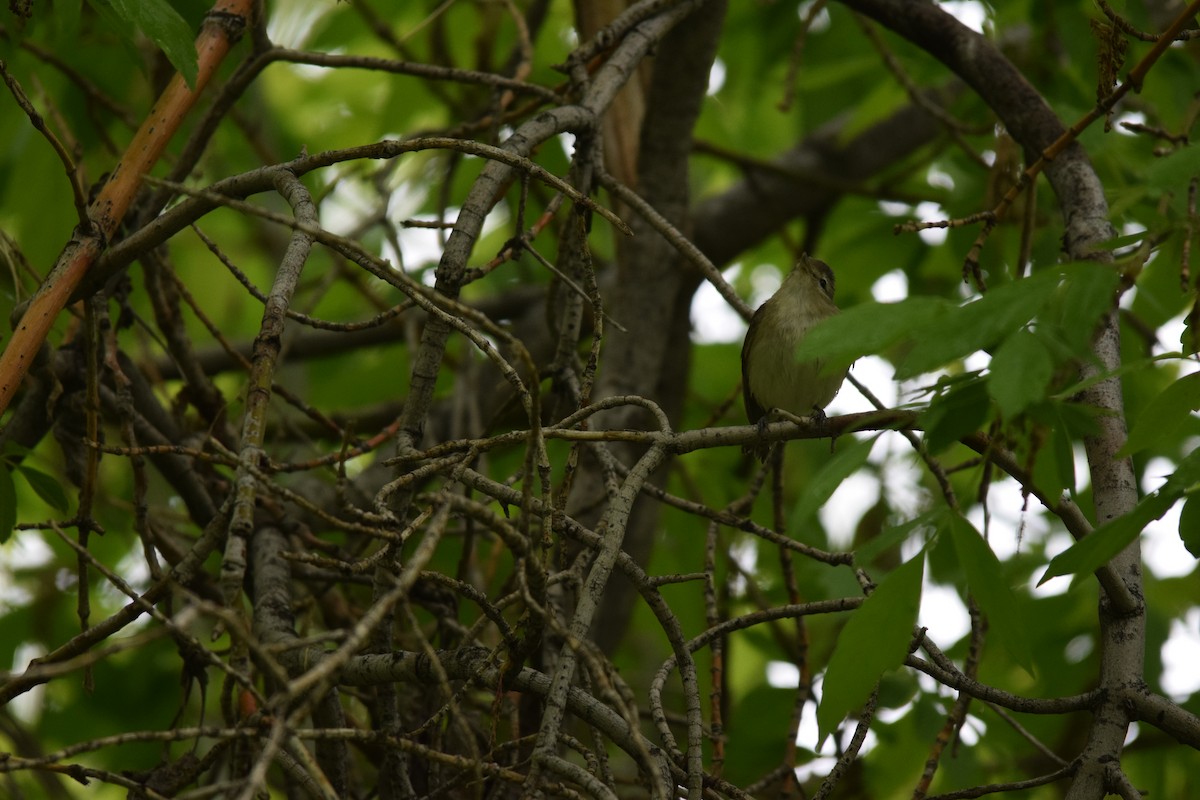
[741,253,846,459]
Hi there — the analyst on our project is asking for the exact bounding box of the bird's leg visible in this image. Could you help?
[757,408,777,439]
[810,405,838,453]
[747,409,778,462]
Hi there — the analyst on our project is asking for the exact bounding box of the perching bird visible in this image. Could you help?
[741,254,846,458]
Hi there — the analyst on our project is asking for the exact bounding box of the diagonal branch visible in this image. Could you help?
[0,0,255,420]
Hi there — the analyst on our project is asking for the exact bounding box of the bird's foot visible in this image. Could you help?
[744,412,775,461]
[810,406,838,452]
[756,411,773,437]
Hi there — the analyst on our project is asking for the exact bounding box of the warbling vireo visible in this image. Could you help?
[741,254,845,457]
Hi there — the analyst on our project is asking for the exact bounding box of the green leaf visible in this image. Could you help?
[1119,372,1200,457]
[920,376,990,454]
[797,54,878,91]
[1045,263,1119,355]
[54,0,84,36]
[1145,143,1200,196]
[946,514,1034,674]
[874,670,920,711]
[795,297,954,370]
[1038,494,1171,586]
[838,78,908,142]
[897,270,1060,379]
[1030,413,1071,502]
[15,465,71,513]
[787,434,879,534]
[854,509,942,568]
[1,441,34,460]
[1180,495,1200,559]
[0,466,15,544]
[1040,449,1200,585]
[988,330,1054,418]
[1151,447,1200,498]
[817,552,924,742]
[1182,313,1199,357]
[94,0,199,89]
[1042,399,1103,441]
[1015,401,1085,502]
[1096,230,1151,251]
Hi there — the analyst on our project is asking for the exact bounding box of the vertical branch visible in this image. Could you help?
[221,170,317,607]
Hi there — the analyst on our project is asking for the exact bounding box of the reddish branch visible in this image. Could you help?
[0,0,254,420]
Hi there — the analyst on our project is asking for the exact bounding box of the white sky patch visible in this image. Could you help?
[116,549,153,593]
[748,262,785,306]
[796,755,840,784]
[7,643,46,724]
[558,132,575,161]
[324,170,434,270]
[1156,313,1198,361]
[927,165,955,191]
[878,199,912,218]
[898,373,939,408]
[900,528,927,563]
[691,264,745,344]
[381,203,512,279]
[797,0,833,33]
[322,175,379,236]
[921,580,971,645]
[1,534,53,608]
[839,356,897,412]
[283,60,339,82]
[914,201,949,246]
[1120,284,1139,310]
[54,567,76,592]
[1114,111,1147,136]
[342,451,376,480]
[959,713,986,745]
[940,1,989,33]
[1072,443,1091,496]
[387,176,430,221]
[963,349,990,373]
[880,436,925,516]
[1162,609,1200,698]
[1141,457,1197,579]
[1141,454,1186,493]
[708,58,727,96]
[1142,499,1192,579]
[820,469,881,549]
[1065,634,1094,664]
[767,660,800,688]
[875,702,912,725]
[965,476,1054,560]
[784,670,878,781]
[267,0,334,49]
[1030,532,1077,598]
[871,269,909,303]
[728,537,758,598]
[1115,223,1149,260]
[382,216,445,278]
